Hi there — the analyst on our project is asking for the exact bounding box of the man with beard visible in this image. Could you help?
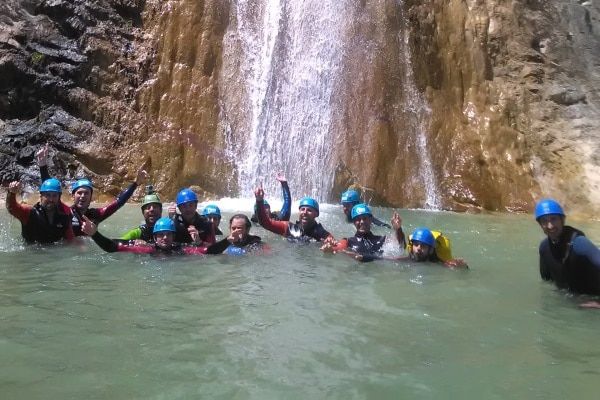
[37,144,147,236]
[120,186,162,243]
[168,188,215,246]
[406,227,467,268]
[254,184,332,243]
[535,199,600,305]
[5,178,74,244]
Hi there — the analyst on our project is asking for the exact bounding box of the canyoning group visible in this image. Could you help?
[3,145,600,306]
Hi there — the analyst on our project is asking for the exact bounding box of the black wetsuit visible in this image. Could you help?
[347,232,387,262]
[539,226,600,295]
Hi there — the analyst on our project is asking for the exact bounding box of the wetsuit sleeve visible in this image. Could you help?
[539,240,552,281]
[277,181,291,221]
[39,165,50,181]
[257,199,289,236]
[6,193,32,223]
[94,182,138,222]
[120,227,142,240]
[206,238,231,254]
[372,216,392,229]
[572,236,600,269]
[91,231,119,252]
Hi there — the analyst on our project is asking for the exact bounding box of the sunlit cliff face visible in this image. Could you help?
[2,0,599,215]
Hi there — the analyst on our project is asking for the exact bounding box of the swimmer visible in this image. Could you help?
[340,189,392,228]
[167,188,215,246]
[120,185,162,243]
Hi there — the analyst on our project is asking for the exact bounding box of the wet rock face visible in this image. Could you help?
[1,0,599,214]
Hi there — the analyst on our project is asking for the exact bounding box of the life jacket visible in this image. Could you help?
[286,221,330,243]
[347,233,386,256]
[539,226,600,295]
[407,230,453,262]
[22,203,72,244]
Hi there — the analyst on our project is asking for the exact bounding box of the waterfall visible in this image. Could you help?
[222,0,349,199]
[398,7,441,209]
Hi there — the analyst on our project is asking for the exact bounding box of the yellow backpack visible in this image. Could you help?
[407,230,453,262]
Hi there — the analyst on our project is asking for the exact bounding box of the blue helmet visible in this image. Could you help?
[153,217,176,234]
[39,178,62,193]
[351,203,372,220]
[341,190,360,204]
[298,197,319,215]
[71,178,93,193]
[176,188,198,206]
[534,199,565,220]
[411,227,435,247]
[202,204,221,217]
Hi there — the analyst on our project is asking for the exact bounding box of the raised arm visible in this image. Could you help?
[276,172,291,221]
[391,211,406,248]
[5,181,31,223]
[255,184,289,236]
[94,167,147,221]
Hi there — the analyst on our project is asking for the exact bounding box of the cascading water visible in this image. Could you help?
[398,7,441,209]
[222,0,350,199]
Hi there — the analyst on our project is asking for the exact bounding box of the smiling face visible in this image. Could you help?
[538,214,565,242]
[40,192,60,212]
[229,216,249,243]
[154,231,174,249]
[352,214,372,234]
[72,187,92,211]
[298,206,318,229]
[142,203,162,226]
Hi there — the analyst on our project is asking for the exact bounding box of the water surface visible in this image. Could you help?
[1,202,600,399]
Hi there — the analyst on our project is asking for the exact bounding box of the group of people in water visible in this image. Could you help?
[4,145,600,304]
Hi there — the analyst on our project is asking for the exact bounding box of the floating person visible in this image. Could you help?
[534,199,600,304]
[36,144,147,236]
[251,172,291,224]
[168,188,215,246]
[82,216,221,255]
[321,203,392,261]
[202,204,223,236]
[120,185,162,243]
[209,214,266,255]
[5,178,74,244]
[254,184,333,242]
[405,227,467,268]
[340,189,392,228]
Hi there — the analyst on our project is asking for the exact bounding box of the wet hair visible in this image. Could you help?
[230,214,251,230]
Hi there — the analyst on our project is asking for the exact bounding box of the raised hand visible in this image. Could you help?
[391,211,402,231]
[254,182,264,202]
[167,202,177,218]
[135,167,149,185]
[81,215,98,236]
[275,171,287,182]
[36,143,49,167]
[188,225,199,244]
[8,181,22,194]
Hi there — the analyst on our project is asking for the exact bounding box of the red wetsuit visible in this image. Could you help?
[256,200,331,242]
[6,193,74,244]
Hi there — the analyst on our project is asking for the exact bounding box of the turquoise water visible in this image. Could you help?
[1,202,600,399]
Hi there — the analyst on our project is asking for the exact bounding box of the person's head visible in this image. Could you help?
[351,203,373,234]
[229,214,251,242]
[152,217,176,249]
[298,197,319,228]
[141,193,162,226]
[203,204,222,229]
[39,178,62,211]
[71,178,93,211]
[410,227,435,261]
[535,199,565,242]
[341,190,360,216]
[176,188,198,219]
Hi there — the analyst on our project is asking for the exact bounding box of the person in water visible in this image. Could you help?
[251,172,291,224]
[254,184,332,242]
[406,227,467,268]
[202,204,223,236]
[535,199,600,306]
[209,214,265,255]
[321,203,398,262]
[167,188,215,246]
[340,189,392,228]
[82,216,221,255]
[5,178,74,244]
[36,144,147,236]
[120,185,162,243]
